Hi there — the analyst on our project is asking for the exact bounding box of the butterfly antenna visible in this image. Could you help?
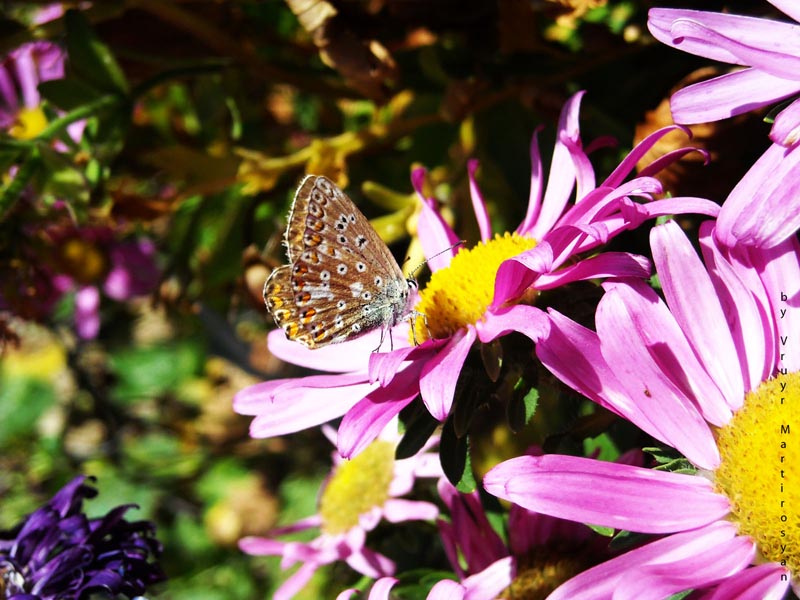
[407,240,466,279]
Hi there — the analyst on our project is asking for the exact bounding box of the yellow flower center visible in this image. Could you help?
[9,106,48,140]
[318,440,395,535]
[59,238,107,284]
[714,371,799,576]
[499,546,591,600]
[413,232,538,342]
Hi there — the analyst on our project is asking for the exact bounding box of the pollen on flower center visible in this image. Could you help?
[713,371,799,575]
[318,440,395,535]
[9,106,48,140]
[413,232,538,342]
[499,547,589,600]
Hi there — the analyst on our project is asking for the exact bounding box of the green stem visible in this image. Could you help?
[37,93,120,142]
[0,147,41,222]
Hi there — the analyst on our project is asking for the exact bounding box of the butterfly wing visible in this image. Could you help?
[264,175,413,348]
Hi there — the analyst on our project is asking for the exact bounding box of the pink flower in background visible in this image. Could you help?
[485,219,800,599]
[239,422,441,600]
[48,228,160,339]
[648,2,800,148]
[236,91,720,458]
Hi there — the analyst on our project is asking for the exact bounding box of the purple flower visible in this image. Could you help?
[239,422,441,600]
[0,475,165,599]
[485,218,800,599]
[236,91,720,458]
[648,2,800,148]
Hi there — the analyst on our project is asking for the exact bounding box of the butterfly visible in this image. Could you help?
[263,175,418,350]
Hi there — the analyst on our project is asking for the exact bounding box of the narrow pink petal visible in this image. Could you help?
[718,142,800,246]
[615,533,754,600]
[382,499,439,523]
[369,346,416,386]
[700,223,772,393]
[419,327,476,420]
[769,0,800,23]
[248,379,374,438]
[467,160,492,242]
[336,590,358,600]
[475,305,549,344]
[536,309,662,431]
[671,69,800,125]
[368,577,399,600]
[462,556,515,600]
[531,92,585,239]
[337,363,422,458]
[770,97,800,147]
[13,46,41,108]
[427,579,466,600]
[648,9,800,64]
[532,251,650,291]
[239,537,290,556]
[346,547,395,578]
[273,562,321,600]
[652,221,745,407]
[707,562,791,600]
[597,282,723,467]
[546,521,739,600]
[603,126,686,188]
[484,455,730,534]
[517,127,544,235]
[75,286,100,339]
[233,372,366,414]
[491,242,555,307]
[638,145,708,178]
[413,168,459,272]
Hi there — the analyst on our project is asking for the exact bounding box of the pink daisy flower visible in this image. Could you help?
[648,1,800,148]
[239,421,442,600]
[485,218,800,599]
[235,91,720,459]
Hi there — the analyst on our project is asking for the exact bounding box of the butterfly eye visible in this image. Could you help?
[407,279,418,290]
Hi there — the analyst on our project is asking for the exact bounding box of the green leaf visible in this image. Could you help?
[38,78,105,111]
[0,376,55,447]
[110,342,204,403]
[440,418,476,492]
[64,9,128,94]
[396,400,437,460]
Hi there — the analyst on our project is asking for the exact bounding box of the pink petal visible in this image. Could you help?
[751,235,800,373]
[475,305,549,344]
[462,556,515,600]
[769,0,800,23]
[699,223,772,393]
[668,18,800,79]
[346,547,395,578]
[536,309,661,429]
[419,327,476,420]
[367,577,399,600]
[246,377,375,438]
[648,9,800,65]
[717,142,800,249]
[338,362,424,457]
[75,286,101,339]
[427,579,466,600]
[382,499,439,523]
[706,562,791,600]
[546,520,740,600]
[273,562,321,600]
[530,92,585,239]
[597,282,722,467]
[484,455,730,534]
[615,532,755,600]
[517,127,544,234]
[467,160,492,242]
[268,329,368,372]
[413,167,459,272]
[670,69,800,125]
[368,340,443,386]
[603,125,687,188]
[770,96,800,147]
[532,251,650,290]
[652,221,745,408]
